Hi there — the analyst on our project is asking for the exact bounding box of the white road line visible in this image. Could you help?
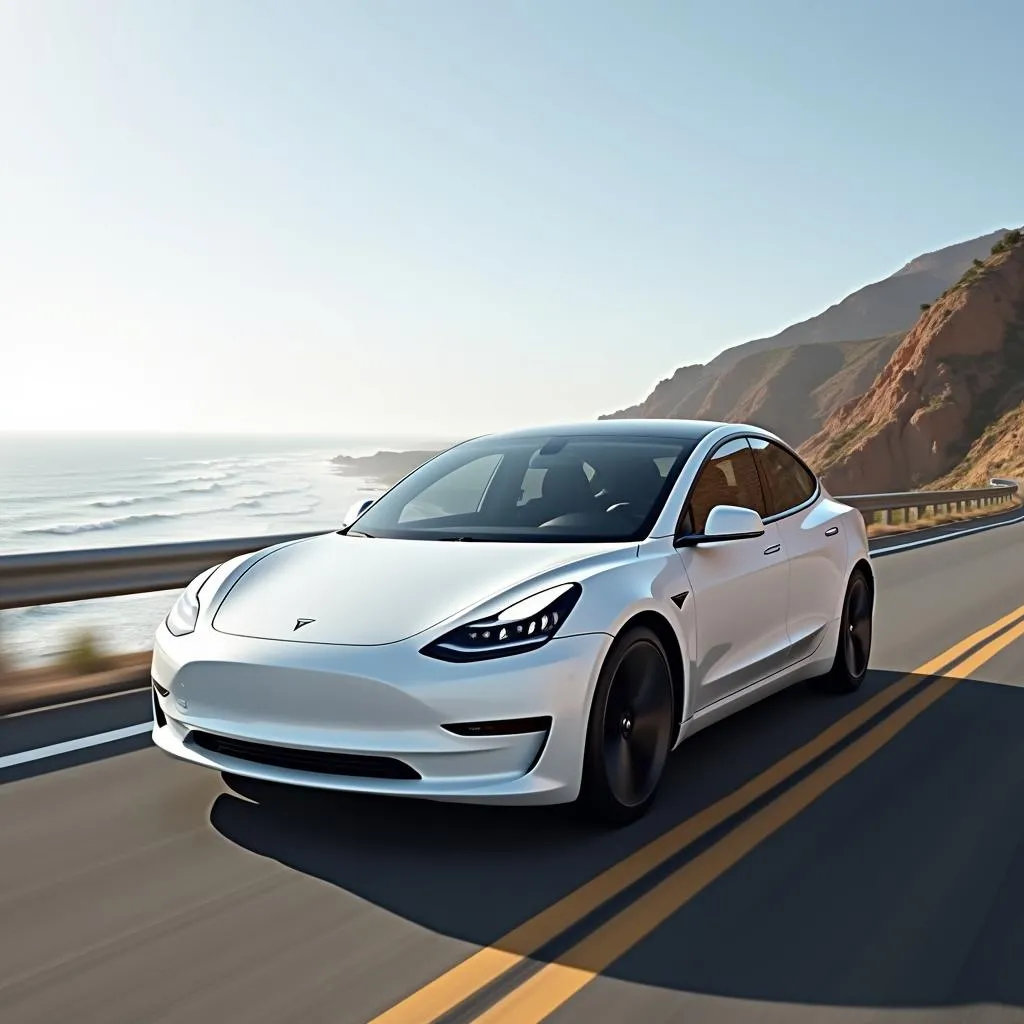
[0,722,152,770]
[871,506,1024,557]
[3,684,151,720]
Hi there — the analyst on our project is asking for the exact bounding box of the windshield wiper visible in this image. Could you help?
[438,535,479,541]
[338,528,375,538]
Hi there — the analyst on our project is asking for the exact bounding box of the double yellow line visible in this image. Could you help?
[370,602,1024,1024]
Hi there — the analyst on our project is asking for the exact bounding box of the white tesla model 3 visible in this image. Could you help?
[151,420,874,824]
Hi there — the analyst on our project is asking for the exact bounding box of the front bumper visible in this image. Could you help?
[150,624,611,805]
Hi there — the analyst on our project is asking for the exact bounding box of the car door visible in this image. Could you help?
[675,437,792,710]
[749,437,846,653]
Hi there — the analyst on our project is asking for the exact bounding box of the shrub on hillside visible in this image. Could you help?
[57,628,111,676]
[991,228,1023,255]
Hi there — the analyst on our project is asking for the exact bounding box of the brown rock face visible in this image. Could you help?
[602,335,903,445]
[800,233,1024,493]
[603,364,709,420]
[603,229,1009,433]
[933,401,1024,489]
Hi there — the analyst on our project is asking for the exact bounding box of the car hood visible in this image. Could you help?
[210,532,631,646]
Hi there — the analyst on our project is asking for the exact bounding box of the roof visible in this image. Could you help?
[469,418,729,444]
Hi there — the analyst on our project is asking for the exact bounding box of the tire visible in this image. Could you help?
[817,567,873,694]
[578,626,675,826]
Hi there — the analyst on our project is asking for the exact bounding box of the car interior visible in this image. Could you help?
[515,449,673,529]
[368,437,701,539]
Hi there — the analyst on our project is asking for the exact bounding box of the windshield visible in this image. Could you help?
[346,434,699,542]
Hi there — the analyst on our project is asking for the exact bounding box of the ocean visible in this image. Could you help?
[0,432,446,668]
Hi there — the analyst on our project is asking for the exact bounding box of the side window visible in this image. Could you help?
[750,438,817,516]
[397,454,502,522]
[686,438,767,534]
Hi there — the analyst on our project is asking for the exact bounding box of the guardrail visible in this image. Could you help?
[0,532,319,612]
[841,478,1019,527]
[0,480,1018,612]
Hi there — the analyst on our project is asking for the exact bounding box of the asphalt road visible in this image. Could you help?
[2,517,1024,1024]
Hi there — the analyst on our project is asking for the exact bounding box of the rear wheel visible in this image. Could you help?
[578,626,675,826]
[818,567,873,693]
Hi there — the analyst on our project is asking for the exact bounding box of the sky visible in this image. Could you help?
[1,0,1022,438]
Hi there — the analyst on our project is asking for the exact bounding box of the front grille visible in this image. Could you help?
[188,730,421,780]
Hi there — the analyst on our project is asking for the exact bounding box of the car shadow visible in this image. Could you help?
[208,668,1024,1010]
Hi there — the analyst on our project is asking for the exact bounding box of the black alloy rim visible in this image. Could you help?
[844,575,872,679]
[601,641,673,807]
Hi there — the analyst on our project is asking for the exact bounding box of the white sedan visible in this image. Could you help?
[151,420,874,825]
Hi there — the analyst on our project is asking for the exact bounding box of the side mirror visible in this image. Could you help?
[675,504,766,546]
[341,496,376,528]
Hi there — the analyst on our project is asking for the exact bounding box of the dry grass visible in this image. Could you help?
[54,627,113,676]
[0,646,151,716]
[2,647,149,688]
[866,497,1021,537]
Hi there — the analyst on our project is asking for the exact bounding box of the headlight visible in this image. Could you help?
[421,583,582,662]
[165,565,219,637]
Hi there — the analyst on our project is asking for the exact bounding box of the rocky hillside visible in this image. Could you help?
[332,450,441,486]
[713,229,1009,371]
[605,333,903,446]
[800,229,1024,493]
[932,402,1024,489]
[603,228,1009,428]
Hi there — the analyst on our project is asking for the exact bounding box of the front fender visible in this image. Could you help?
[557,539,697,727]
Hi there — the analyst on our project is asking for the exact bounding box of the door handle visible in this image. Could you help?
[763,543,781,555]
[825,526,839,537]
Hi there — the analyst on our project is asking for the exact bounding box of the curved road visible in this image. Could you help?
[2,513,1024,1024]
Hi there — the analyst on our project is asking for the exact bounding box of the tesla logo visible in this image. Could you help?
[294,618,315,631]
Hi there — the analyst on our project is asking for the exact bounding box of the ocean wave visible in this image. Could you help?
[6,603,67,621]
[86,496,149,509]
[178,482,226,494]
[242,485,312,500]
[252,500,322,518]
[155,472,232,488]
[17,496,328,536]
[22,511,186,536]
[143,457,236,470]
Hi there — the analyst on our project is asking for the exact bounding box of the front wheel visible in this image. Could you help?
[578,626,675,826]
[818,567,873,693]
